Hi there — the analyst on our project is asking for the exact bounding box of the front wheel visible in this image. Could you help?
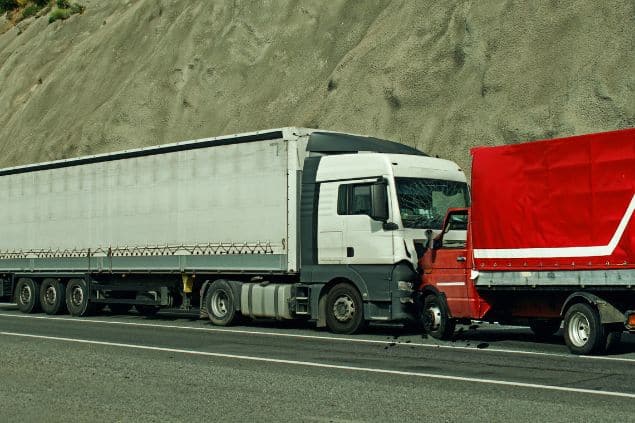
[563,303,606,355]
[422,294,455,340]
[325,283,366,334]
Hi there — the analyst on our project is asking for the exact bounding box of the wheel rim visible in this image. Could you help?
[332,295,356,322]
[211,290,229,317]
[44,286,57,306]
[19,284,32,305]
[426,305,442,331]
[568,312,591,347]
[70,285,84,307]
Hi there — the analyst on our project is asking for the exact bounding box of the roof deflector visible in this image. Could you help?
[307,132,428,156]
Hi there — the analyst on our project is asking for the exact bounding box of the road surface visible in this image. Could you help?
[0,303,634,422]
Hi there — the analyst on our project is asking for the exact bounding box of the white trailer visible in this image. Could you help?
[0,128,468,333]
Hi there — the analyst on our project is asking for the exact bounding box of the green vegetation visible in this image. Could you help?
[48,1,84,24]
[22,4,40,19]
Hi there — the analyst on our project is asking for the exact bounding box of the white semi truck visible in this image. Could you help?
[0,127,468,333]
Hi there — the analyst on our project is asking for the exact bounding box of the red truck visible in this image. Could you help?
[419,128,635,355]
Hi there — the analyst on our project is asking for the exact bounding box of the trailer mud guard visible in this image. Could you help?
[561,292,625,324]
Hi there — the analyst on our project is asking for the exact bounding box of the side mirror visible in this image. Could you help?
[425,229,434,249]
[370,180,389,222]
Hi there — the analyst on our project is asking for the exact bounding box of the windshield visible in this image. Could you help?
[395,177,470,229]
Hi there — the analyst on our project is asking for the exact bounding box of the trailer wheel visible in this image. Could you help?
[66,279,95,317]
[528,319,561,339]
[204,280,238,326]
[39,278,67,315]
[325,283,366,334]
[15,278,41,314]
[422,294,455,340]
[563,303,607,355]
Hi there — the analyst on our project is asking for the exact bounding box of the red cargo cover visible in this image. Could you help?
[471,128,635,270]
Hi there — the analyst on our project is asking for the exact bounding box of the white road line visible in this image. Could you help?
[0,312,634,363]
[1,331,633,399]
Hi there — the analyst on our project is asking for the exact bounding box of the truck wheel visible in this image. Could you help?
[39,278,67,315]
[66,279,95,317]
[136,305,160,316]
[528,319,561,339]
[204,280,238,326]
[325,283,366,334]
[15,278,41,314]
[422,294,455,340]
[563,303,606,355]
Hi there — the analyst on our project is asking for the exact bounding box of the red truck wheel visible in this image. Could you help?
[563,303,606,355]
[422,295,455,340]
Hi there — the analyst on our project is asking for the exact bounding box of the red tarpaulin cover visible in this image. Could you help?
[471,128,635,270]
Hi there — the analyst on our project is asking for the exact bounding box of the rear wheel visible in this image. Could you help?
[564,303,606,355]
[15,278,41,314]
[325,283,366,334]
[39,278,67,315]
[528,318,561,339]
[204,280,238,326]
[66,279,95,317]
[422,294,455,340]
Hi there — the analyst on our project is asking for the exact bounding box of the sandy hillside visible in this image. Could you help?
[0,0,633,172]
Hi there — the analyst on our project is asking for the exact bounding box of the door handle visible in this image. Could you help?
[456,256,466,262]
[347,247,355,257]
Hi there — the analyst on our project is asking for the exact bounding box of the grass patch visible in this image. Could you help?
[48,1,84,24]
[22,4,40,19]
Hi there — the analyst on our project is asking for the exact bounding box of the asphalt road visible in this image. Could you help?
[1,303,634,422]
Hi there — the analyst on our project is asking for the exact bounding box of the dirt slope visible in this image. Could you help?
[0,0,633,172]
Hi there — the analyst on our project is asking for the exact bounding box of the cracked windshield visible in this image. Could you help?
[395,178,470,229]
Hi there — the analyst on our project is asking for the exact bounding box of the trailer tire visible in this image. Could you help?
[563,303,607,355]
[325,283,366,334]
[204,280,238,326]
[66,279,95,317]
[528,319,561,339]
[15,278,41,314]
[422,294,455,340]
[40,278,67,315]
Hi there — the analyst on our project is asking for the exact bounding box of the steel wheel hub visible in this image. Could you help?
[568,312,591,347]
[19,284,32,305]
[333,296,355,322]
[44,286,57,305]
[71,286,84,307]
[211,290,228,317]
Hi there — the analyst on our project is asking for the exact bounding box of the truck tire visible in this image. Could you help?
[66,279,95,317]
[39,278,67,315]
[422,294,455,340]
[528,319,561,339]
[563,302,607,355]
[204,280,238,326]
[15,278,41,314]
[325,283,366,334]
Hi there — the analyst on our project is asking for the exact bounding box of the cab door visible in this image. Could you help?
[424,210,470,317]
